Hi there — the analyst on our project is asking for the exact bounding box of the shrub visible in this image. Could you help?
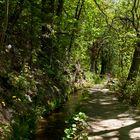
[63,112,88,140]
[120,76,140,106]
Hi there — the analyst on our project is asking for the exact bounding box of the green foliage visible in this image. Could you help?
[80,90,90,101]
[85,72,101,85]
[0,0,140,138]
[8,105,46,140]
[9,64,36,94]
[0,123,11,140]
[8,113,32,140]
[121,76,140,106]
[63,112,88,140]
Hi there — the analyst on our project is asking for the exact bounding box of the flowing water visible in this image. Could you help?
[35,90,87,140]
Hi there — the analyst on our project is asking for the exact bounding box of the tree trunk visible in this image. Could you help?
[1,0,25,47]
[127,34,140,81]
[68,0,85,53]
[90,57,98,74]
[57,0,64,16]
[90,58,95,72]
[41,0,55,66]
[100,48,109,77]
[1,0,9,47]
[100,55,107,76]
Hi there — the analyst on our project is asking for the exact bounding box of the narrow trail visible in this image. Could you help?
[83,84,140,140]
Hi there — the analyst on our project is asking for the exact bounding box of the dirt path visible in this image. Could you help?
[82,84,140,140]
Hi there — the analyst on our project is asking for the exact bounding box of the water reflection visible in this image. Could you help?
[35,90,85,140]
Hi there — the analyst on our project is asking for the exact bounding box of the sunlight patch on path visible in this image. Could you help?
[130,128,140,139]
[89,118,136,132]
[89,131,119,140]
[87,84,140,140]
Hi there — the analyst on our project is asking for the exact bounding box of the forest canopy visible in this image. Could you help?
[0,0,140,139]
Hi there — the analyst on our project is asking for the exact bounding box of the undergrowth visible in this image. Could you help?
[63,112,88,140]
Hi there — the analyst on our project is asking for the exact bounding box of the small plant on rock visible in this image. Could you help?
[63,112,88,140]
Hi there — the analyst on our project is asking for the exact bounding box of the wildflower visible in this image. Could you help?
[1,101,6,107]
[17,98,21,101]
[12,96,16,99]
[7,44,12,49]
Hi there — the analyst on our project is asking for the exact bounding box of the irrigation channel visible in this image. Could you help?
[35,84,140,140]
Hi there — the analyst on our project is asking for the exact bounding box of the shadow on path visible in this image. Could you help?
[83,85,140,140]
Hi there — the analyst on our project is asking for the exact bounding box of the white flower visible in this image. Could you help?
[7,44,12,49]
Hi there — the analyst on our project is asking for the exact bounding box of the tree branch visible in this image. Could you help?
[131,0,139,32]
[93,0,118,32]
[93,0,109,25]
[135,0,140,30]
[68,0,85,53]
